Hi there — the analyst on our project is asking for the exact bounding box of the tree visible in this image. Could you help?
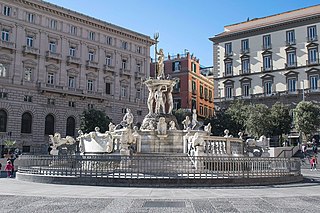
[3,139,16,155]
[205,109,238,137]
[245,104,272,138]
[173,108,192,129]
[225,100,249,133]
[293,101,320,142]
[80,109,112,133]
[269,102,292,143]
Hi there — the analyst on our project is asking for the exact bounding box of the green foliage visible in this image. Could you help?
[173,108,192,129]
[206,110,239,137]
[293,101,320,140]
[245,104,272,138]
[3,140,16,154]
[80,109,111,133]
[225,100,249,133]
[269,102,292,141]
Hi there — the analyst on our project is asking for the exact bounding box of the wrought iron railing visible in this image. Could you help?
[17,154,301,179]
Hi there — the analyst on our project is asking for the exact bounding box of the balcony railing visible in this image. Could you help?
[262,44,272,51]
[46,51,62,61]
[0,40,15,50]
[223,71,233,77]
[192,89,197,95]
[23,46,39,55]
[307,35,318,43]
[240,48,250,54]
[285,62,297,69]
[224,51,233,57]
[261,66,273,72]
[86,60,99,69]
[306,59,320,66]
[119,68,131,76]
[67,56,81,65]
[103,64,115,73]
[285,40,296,46]
[239,69,251,75]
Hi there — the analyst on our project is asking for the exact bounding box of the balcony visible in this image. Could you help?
[46,51,62,61]
[67,56,81,65]
[285,62,297,69]
[223,71,233,77]
[261,66,273,72]
[0,40,15,51]
[119,68,131,77]
[262,44,272,51]
[134,71,144,79]
[239,69,251,75]
[103,64,115,74]
[307,35,318,43]
[306,59,320,66]
[224,51,233,57]
[240,48,250,54]
[23,46,39,56]
[86,60,99,70]
[285,40,296,46]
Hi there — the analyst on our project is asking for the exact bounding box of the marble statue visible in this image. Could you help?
[192,132,205,147]
[122,108,134,128]
[157,117,167,135]
[168,120,177,130]
[154,86,166,114]
[182,116,191,130]
[109,122,116,132]
[49,133,76,149]
[132,126,141,153]
[191,109,198,129]
[204,123,212,134]
[167,83,174,114]
[147,86,156,114]
[156,47,165,79]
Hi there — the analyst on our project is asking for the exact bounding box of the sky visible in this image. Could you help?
[46,0,320,67]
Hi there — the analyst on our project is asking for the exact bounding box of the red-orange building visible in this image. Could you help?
[151,52,214,120]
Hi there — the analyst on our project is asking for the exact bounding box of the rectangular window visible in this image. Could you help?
[288,78,297,93]
[263,35,271,49]
[49,41,56,53]
[192,99,197,110]
[200,85,203,97]
[173,99,181,110]
[173,61,181,72]
[122,41,128,50]
[1,30,9,41]
[69,101,75,107]
[68,76,75,88]
[286,30,295,45]
[106,83,111,94]
[27,13,35,23]
[89,31,95,40]
[307,25,317,42]
[225,86,233,99]
[0,92,8,99]
[106,55,112,66]
[225,42,232,56]
[122,59,127,70]
[87,80,93,91]
[26,36,33,47]
[69,47,76,57]
[264,81,273,96]
[192,80,196,92]
[88,51,94,61]
[308,48,318,64]
[263,55,272,71]
[3,6,11,16]
[24,68,32,81]
[136,63,141,72]
[241,39,249,53]
[24,95,32,102]
[0,64,6,77]
[50,19,57,29]
[121,86,127,97]
[47,73,54,84]
[106,36,112,45]
[242,83,250,97]
[310,75,318,91]
[137,46,142,54]
[47,98,55,105]
[241,58,250,74]
[225,61,233,75]
[70,25,77,35]
[287,51,296,67]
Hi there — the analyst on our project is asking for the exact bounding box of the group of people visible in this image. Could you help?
[301,138,318,171]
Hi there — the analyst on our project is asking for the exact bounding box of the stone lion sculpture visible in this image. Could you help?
[157,117,167,135]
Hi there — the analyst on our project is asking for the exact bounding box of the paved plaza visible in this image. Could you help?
[0,168,319,212]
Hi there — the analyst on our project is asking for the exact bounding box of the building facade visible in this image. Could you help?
[151,52,214,120]
[0,0,154,154]
[210,5,320,109]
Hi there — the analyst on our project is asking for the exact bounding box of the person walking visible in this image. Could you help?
[310,155,318,171]
[4,160,14,178]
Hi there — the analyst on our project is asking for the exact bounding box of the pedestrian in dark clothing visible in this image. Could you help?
[312,144,318,155]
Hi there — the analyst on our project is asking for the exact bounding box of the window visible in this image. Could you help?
[122,59,127,70]
[22,146,30,153]
[0,92,8,99]
[106,36,112,45]
[137,46,142,54]
[44,114,54,135]
[106,55,112,66]
[24,68,32,81]
[241,39,249,53]
[136,90,141,99]
[200,106,203,115]
[136,63,141,72]
[192,62,196,73]
[3,6,11,16]
[121,86,127,97]
[69,47,76,57]
[24,95,32,102]
[106,82,111,94]
[200,85,203,97]
[0,109,7,132]
[173,99,181,110]
[68,76,75,88]
[49,41,56,53]
[264,81,273,96]
[47,98,55,105]
[307,25,317,42]
[225,42,232,56]
[66,117,75,136]
[286,30,295,45]
[88,51,94,61]
[70,25,77,35]
[310,75,318,91]
[47,73,54,84]
[263,35,271,49]
[286,51,296,67]
[21,112,32,133]
[225,86,233,99]
[68,101,75,107]
[1,29,9,41]
[308,48,318,65]
[288,78,297,93]
[263,55,272,71]
[87,79,93,91]
[242,83,250,97]
[173,61,181,72]
[137,110,142,116]
[88,104,94,109]
[0,64,6,77]
[50,19,57,29]
[241,58,250,74]
[191,99,197,110]
[26,36,33,47]
[89,31,95,40]
[122,41,128,50]
[192,80,196,93]
[225,61,233,76]
[27,13,35,23]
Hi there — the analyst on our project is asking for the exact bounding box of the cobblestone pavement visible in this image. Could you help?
[1,168,320,213]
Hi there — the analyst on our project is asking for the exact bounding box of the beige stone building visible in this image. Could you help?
[0,0,154,154]
[210,5,320,110]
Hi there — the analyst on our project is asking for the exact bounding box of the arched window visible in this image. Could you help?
[66,116,75,136]
[21,112,32,133]
[0,109,7,132]
[45,114,55,135]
